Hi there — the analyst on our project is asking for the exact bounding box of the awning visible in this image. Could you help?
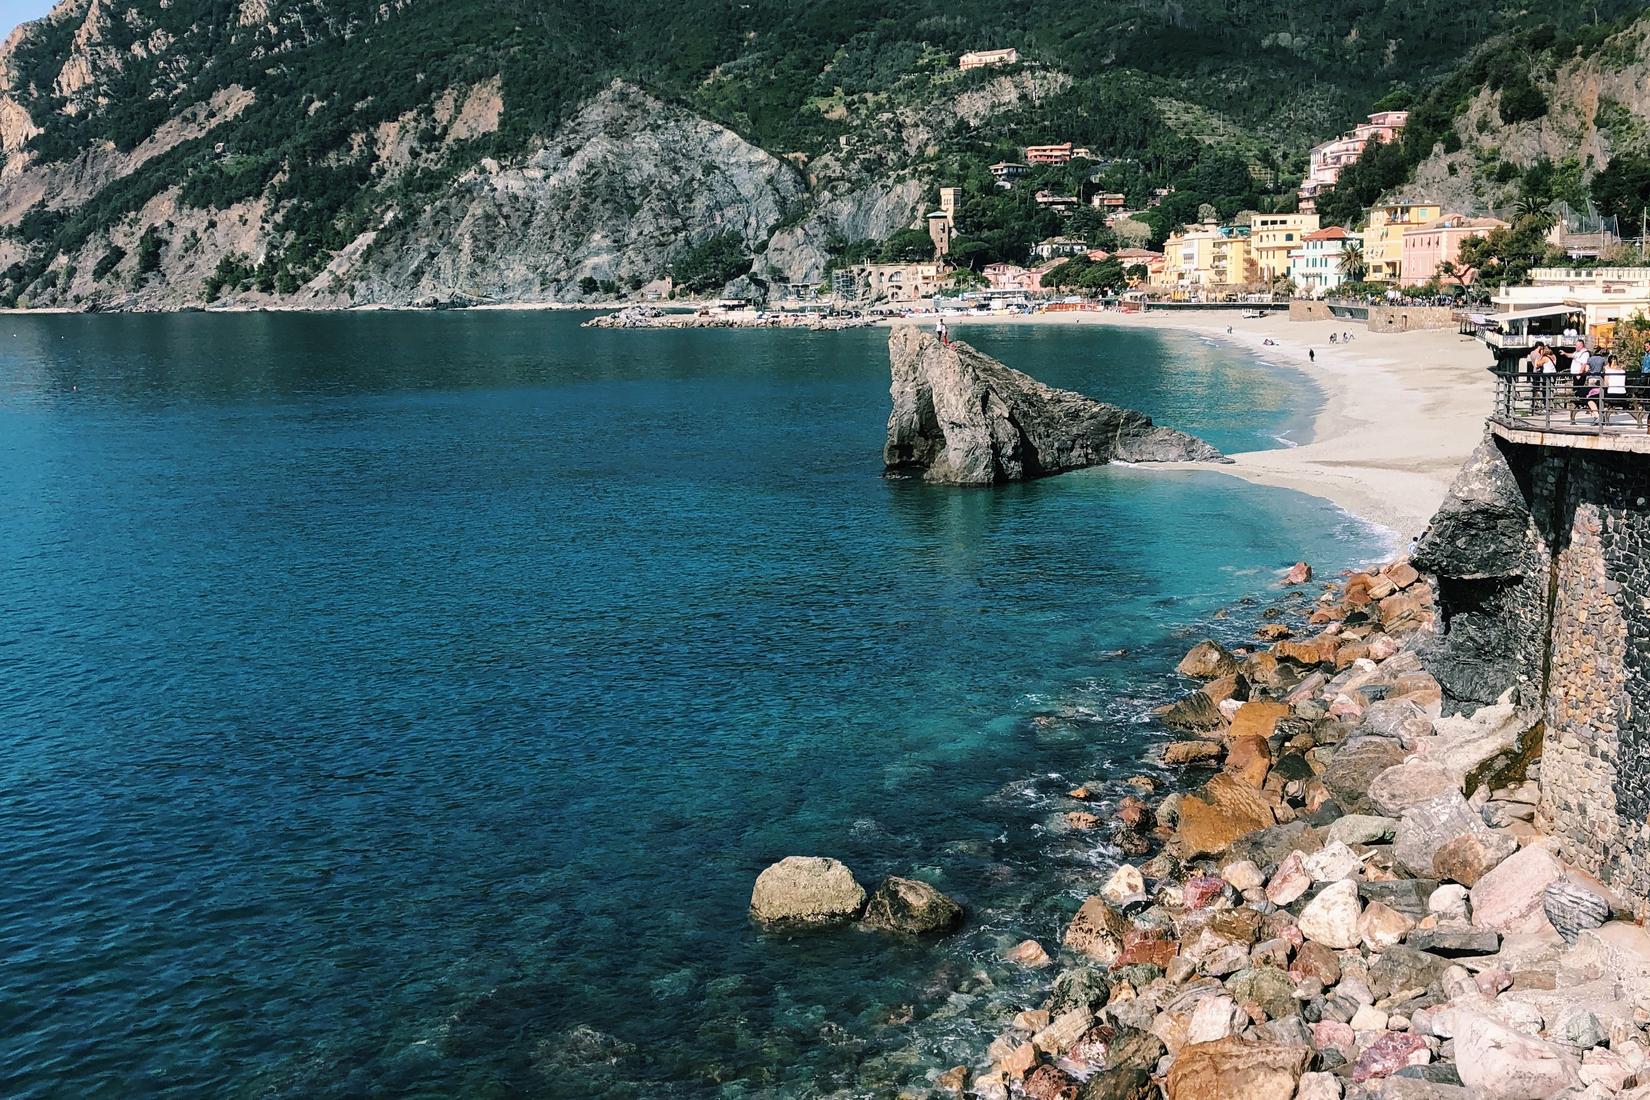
[1491,304,1583,323]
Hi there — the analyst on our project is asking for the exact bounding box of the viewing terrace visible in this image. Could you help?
[1491,371,1650,454]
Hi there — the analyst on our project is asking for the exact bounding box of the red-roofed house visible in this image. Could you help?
[1288,226,1354,295]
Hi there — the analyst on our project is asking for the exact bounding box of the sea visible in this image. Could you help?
[0,312,1386,1098]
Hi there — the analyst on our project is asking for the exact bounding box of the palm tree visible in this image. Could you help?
[1515,194,1559,235]
[1340,238,1366,283]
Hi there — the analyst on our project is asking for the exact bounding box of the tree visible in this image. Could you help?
[578,275,600,295]
[1339,239,1366,283]
[878,226,938,263]
[1592,154,1650,228]
[671,233,752,294]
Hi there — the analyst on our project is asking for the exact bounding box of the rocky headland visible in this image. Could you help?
[883,329,1226,485]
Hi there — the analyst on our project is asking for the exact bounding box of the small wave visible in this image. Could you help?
[1270,432,1301,449]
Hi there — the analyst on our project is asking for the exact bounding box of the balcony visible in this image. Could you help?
[1491,372,1650,454]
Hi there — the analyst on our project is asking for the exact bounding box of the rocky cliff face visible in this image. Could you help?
[1405,19,1650,215]
[883,327,1225,484]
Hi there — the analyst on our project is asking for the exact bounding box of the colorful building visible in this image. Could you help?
[1156,224,1251,290]
[959,48,1018,71]
[1249,212,1320,284]
[1024,143,1094,166]
[1287,226,1354,295]
[1299,111,1409,210]
[1031,236,1088,261]
[1362,200,1442,283]
[983,263,1034,292]
[1399,214,1509,286]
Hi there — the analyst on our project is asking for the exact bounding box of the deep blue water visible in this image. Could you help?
[0,313,1383,1098]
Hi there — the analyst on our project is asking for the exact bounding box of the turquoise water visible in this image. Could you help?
[0,313,1382,1098]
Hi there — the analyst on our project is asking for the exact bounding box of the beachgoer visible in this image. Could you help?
[935,317,949,346]
[1587,345,1608,422]
[1330,333,1338,344]
[1308,348,1315,362]
[1569,341,1591,423]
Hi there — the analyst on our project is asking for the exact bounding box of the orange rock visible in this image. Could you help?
[1273,637,1336,667]
[1164,740,1225,766]
[1175,773,1276,858]
[1201,673,1246,705]
[1256,623,1293,641]
[999,1040,1040,1079]
[1385,561,1420,589]
[1333,642,1370,670]
[1228,699,1291,740]
[1117,926,1180,967]
[1064,896,1131,963]
[1224,736,1272,787]
[1283,561,1313,585]
[1065,811,1101,831]
[1004,939,1054,968]
[936,1065,970,1095]
[1116,795,1155,832]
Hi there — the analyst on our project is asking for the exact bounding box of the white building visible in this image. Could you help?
[959,48,1018,71]
[1287,226,1354,296]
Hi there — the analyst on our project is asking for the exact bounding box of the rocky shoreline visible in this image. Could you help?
[927,558,1650,1100]
[761,554,1650,1100]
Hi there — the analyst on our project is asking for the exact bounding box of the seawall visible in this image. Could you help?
[1419,423,1650,913]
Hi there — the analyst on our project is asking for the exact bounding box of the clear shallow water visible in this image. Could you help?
[0,313,1382,1098]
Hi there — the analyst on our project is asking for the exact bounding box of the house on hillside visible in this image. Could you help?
[989,162,1030,188]
[1299,111,1409,211]
[959,48,1018,71]
[1249,213,1320,285]
[1090,192,1126,210]
[1034,190,1079,215]
[1399,214,1509,286]
[1025,142,1094,166]
[1032,236,1088,261]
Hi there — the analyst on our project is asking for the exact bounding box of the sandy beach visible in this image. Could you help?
[942,310,1493,545]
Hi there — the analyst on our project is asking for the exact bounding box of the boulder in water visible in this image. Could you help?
[749,856,867,927]
[860,876,964,935]
[883,328,1225,484]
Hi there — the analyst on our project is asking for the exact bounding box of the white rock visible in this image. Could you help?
[1472,845,1563,935]
[1349,1004,1389,1031]
[1357,900,1416,949]
[1294,1071,1342,1100]
[1298,880,1362,949]
[1429,883,1471,922]
[1185,994,1246,1045]
[1221,859,1265,891]
[1101,863,1145,906]
[1303,841,1364,882]
[1450,1006,1582,1098]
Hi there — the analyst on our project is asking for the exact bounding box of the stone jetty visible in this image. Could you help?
[584,305,875,330]
[883,329,1226,485]
[922,559,1650,1100]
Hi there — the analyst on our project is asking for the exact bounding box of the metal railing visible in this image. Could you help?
[1493,372,1650,436]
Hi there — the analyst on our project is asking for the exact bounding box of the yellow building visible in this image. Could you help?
[1156,223,1252,291]
[1362,200,1442,283]
[1249,213,1319,284]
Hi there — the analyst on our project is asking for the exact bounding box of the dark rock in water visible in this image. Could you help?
[1405,928,1500,957]
[1160,690,1224,731]
[883,328,1225,484]
[533,1024,636,1069]
[1543,879,1610,944]
[860,875,964,935]
[1047,967,1112,1016]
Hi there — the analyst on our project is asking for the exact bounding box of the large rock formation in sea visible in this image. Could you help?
[883,328,1226,484]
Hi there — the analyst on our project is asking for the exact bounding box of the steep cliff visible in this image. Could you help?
[883,327,1225,484]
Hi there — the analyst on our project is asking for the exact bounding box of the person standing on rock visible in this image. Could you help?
[935,316,950,346]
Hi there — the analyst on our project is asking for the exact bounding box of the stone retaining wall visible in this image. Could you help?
[1421,429,1650,912]
[1365,306,1456,333]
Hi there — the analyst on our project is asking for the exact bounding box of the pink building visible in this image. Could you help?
[983,263,1033,291]
[1399,214,1509,286]
[1299,111,1409,209]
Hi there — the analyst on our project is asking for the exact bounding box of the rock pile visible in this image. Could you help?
[939,560,1650,1100]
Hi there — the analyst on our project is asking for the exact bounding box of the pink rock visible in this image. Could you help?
[1352,1032,1430,1082]
[1367,635,1400,661]
[1266,851,1312,906]
[1284,561,1313,585]
[1184,875,1228,910]
[1312,1020,1356,1053]
[1475,969,1512,997]
[1471,845,1562,935]
[1328,692,1366,719]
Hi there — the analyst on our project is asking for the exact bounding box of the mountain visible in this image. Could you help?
[0,0,1640,309]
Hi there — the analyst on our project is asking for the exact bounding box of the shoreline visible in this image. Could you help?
[930,311,1491,545]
